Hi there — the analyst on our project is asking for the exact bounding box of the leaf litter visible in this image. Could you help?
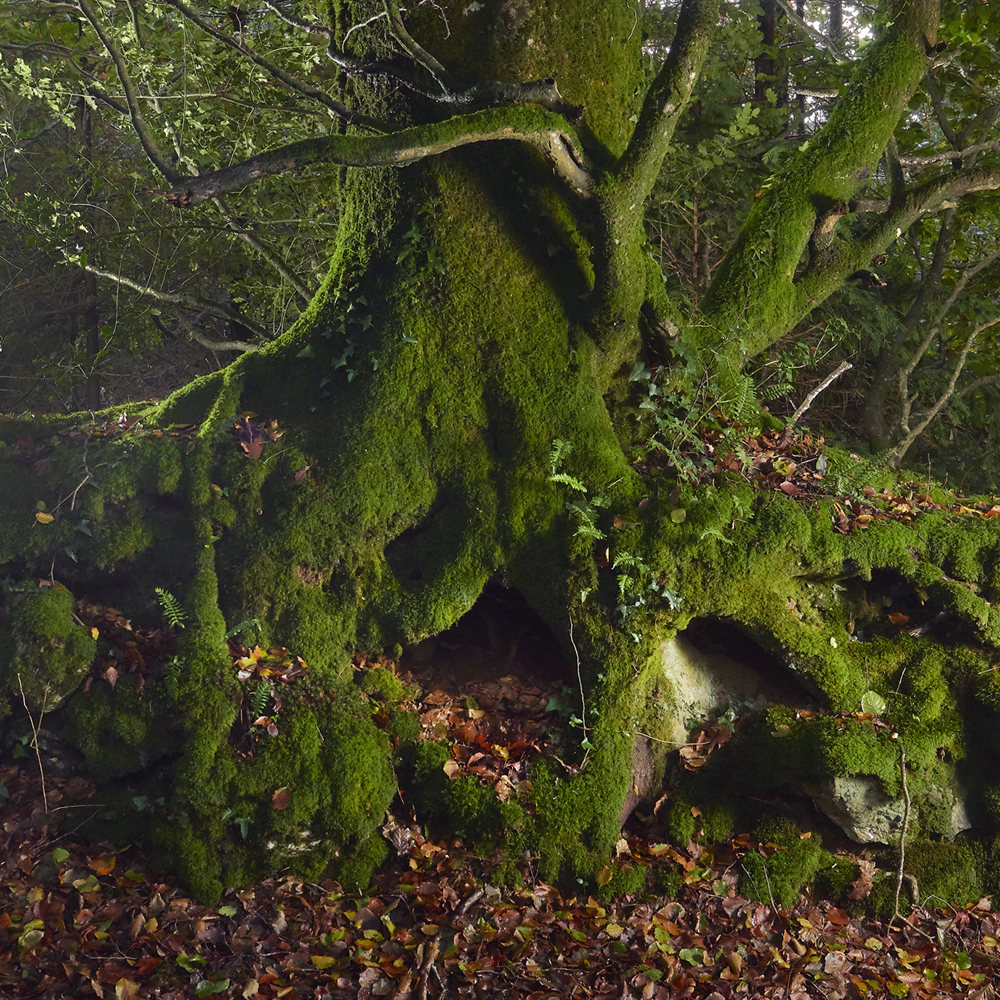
[2,592,997,997]
[3,636,998,1000]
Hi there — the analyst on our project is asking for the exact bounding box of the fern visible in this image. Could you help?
[827,449,894,495]
[548,472,587,491]
[248,681,271,719]
[155,588,187,629]
[548,438,573,475]
[226,617,262,639]
[162,656,182,703]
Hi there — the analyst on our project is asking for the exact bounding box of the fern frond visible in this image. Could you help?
[155,588,187,629]
[549,438,572,475]
[548,472,587,491]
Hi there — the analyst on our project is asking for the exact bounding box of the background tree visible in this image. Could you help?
[2,0,1000,912]
[1,0,337,408]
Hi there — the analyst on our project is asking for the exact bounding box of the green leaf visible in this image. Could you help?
[194,978,230,997]
[177,952,207,972]
[52,847,70,863]
[549,472,587,491]
[295,345,314,359]
[861,690,887,716]
[678,947,704,965]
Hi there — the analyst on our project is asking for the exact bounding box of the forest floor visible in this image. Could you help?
[2,588,999,999]
[2,751,997,1000]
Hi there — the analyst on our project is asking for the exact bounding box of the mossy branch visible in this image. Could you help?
[613,0,721,204]
[698,0,940,365]
[162,108,591,208]
[795,167,1000,312]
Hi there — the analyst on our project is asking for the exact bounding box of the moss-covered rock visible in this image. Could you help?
[0,584,96,715]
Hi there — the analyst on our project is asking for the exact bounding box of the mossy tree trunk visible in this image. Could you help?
[6,0,1000,909]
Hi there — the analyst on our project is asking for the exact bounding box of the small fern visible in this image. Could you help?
[226,618,262,640]
[155,588,187,629]
[248,681,271,719]
[548,437,573,475]
[162,656,182,703]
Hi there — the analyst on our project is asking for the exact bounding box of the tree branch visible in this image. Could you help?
[160,107,591,208]
[891,316,1000,465]
[384,0,454,93]
[76,262,270,340]
[162,0,385,132]
[700,0,940,366]
[213,197,315,305]
[775,0,849,61]
[77,0,182,184]
[898,137,1000,166]
[894,245,1000,439]
[613,0,721,203]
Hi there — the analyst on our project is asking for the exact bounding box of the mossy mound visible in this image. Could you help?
[0,583,97,715]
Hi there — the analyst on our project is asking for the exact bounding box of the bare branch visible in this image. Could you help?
[957,373,1000,398]
[162,0,386,131]
[76,262,271,340]
[789,361,852,426]
[891,315,1000,465]
[384,0,454,92]
[160,107,591,208]
[898,137,1000,166]
[173,314,260,353]
[775,0,849,61]
[925,73,961,149]
[212,197,315,305]
[259,0,327,36]
[77,0,182,183]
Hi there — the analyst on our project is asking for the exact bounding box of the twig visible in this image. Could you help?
[789,360,852,426]
[456,887,485,915]
[417,934,440,1000]
[890,744,911,928]
[17,674,48,814]
[567,615,590,766]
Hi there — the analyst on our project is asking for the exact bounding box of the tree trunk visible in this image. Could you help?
[5,0,1000,912]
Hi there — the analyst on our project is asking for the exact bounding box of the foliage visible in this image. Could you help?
[0,1,337,408]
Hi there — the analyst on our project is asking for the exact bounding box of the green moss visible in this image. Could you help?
[358,665,418,703]
[0,584,96,713]
[64,675,176,781]
[905,840,988,907]
[597,863,649,903]
[738,820,832,909]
